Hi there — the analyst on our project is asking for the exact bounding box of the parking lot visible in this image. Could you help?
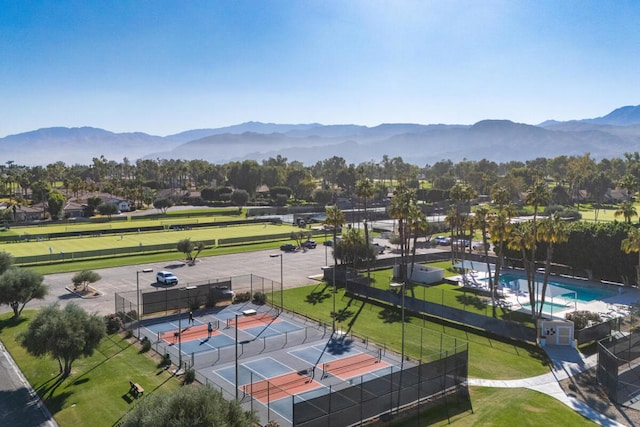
[1,237,446,317]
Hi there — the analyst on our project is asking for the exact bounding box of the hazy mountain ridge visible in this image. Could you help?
[3,105,640,166]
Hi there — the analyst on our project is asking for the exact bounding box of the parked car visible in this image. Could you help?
[302,239,317,249]
[323,240,333,247]
[372,243,385,254]
[434,236,451,246]
[453,239,471,248]
[156,271,178,286]
[472,242,490,251]
[214,285,235,299]
[280,243,297,252]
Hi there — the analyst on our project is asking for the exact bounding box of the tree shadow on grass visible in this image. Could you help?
[455,294,488,310]
[42,390,73,415]
[305,291,331,305]
[377,307,412,324]
[0,315,27,333]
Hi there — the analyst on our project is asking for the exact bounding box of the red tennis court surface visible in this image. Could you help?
[229,313,280,329]
[320,353,390,380]
[160,324,220,345]
[242,371,322,403]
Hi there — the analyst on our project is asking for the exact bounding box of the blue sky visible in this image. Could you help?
[1,0,639,137]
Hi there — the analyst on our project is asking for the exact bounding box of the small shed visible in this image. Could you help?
[538,318,575,347]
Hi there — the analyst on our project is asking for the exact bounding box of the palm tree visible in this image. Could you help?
[621,226,640,287]
[522,180,550,318]
[356,178,375,283]
[615,201,638,224]
[489,209,512,313]
[474,207,495,313]
[388,183,416,286]
[325,205,345,331]
[408,206,429,296]
[507,221,537,320]
[618,174,638,201]
[536,213,569,318]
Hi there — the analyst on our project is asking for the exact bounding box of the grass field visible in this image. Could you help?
[0,311,181,427]
[279,283,549,380]
[3,214,246,236]
[0,223,299,257]
[367,267,535,327]
[398,387,597,426]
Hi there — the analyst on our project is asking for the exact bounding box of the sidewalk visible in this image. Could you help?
[468,345,626,427]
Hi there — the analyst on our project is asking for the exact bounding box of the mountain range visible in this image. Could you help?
[3,105,640,167]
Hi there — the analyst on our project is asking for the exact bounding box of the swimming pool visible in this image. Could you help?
[498,274,616,303]
[521,301,573,315]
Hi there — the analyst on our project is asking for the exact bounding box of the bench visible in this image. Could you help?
[129,380,144,398]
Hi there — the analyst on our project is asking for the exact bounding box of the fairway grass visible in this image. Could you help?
[1,223,296,257]
[0,311,181,427]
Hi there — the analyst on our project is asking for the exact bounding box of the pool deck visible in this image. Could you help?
[453,268,640,319]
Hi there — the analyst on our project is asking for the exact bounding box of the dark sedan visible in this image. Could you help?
[280,243,297,252]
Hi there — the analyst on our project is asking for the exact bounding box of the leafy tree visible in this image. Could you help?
[0,267,47,318]
[0,251,15,273]
[177,238,195,260]
[313,188,334,205]
[97,203,119,218]
[191,241,205,263]
[153,198,173,214]
[230,189,250,207]
[47,190,66,220]
[85,196,102,216]
[20,303,105,377]
[71,270,101,292]
[290,230,312,248]
[121,385,257,427]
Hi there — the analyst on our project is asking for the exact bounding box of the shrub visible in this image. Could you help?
[253,291,267,305]
[159,353,172,368]
[125,329,133,339]
[126,310,138,321]
[234,291,252,303]
[104,313,124,334]
[140,336,151,352]
[184,368,196,384]
[565,310,602,330]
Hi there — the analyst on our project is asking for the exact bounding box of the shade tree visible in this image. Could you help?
[20,303,105,377]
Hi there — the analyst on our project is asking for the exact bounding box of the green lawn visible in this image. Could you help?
[0,311,181,427]
[396,387,597,426]
[279,284,550,379]
[3,212,246,236]
[368,266,535,327]
[0,223,298,257]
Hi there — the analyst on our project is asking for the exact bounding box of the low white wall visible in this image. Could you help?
[393,264,444,285]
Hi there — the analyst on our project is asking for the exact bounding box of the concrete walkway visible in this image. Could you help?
[469,345,627,427]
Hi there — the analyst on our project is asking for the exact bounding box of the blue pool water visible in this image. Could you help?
[498,274,616,303]
[521,301,573,314]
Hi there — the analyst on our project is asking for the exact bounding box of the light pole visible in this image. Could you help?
[136,268,153,340]
[177,286,195,369]
[324,228,328,265]
[235,310,256,400]
[269,253,283,311]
